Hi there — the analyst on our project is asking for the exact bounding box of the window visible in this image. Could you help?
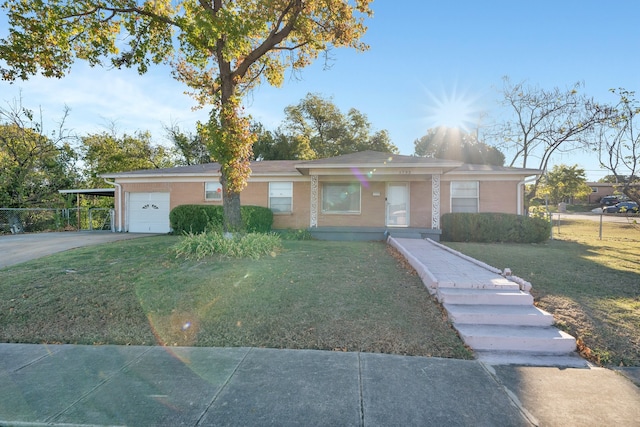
[451,181,478,213]
[205,182,223,201]
[269,182,293,213]
[322,183,361,213]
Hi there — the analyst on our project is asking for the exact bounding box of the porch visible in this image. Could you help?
[306,226,442,241]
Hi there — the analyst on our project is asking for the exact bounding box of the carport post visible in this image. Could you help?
[77,193,81,230]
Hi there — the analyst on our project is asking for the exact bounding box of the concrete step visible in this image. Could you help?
[444,304,554,327]
[437,277,520,290]
[455,324,577,354]
[387,231,423,239]
[475,351,590,367]
[437,288,534,306]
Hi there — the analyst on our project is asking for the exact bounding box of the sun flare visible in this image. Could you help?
[422,83,483,133]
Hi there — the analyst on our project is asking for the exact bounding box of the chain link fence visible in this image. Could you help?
[0,208,114,234]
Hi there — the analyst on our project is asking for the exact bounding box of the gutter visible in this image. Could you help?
[103,178,123,232]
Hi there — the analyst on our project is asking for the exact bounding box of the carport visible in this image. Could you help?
[58,188,115,231]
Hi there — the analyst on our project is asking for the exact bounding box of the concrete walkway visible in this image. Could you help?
[388,237,580,366]
[1,344,640,426]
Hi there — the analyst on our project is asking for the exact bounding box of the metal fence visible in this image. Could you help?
[0,208,114,234]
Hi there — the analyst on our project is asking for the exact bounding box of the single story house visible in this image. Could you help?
[587,182,617,205]
[586,182,640,205]
[101,151,542,240]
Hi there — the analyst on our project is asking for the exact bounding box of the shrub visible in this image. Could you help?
[241,206,273,233]
[174,231,282,260]
[441,212,550,243]
[170,204,273,234]
[170,205,223,234]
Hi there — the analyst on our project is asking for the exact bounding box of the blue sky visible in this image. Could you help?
[1,1,639,180]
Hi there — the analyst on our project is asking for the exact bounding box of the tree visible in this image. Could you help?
[255,93,398,160]
[251,123,314,161]
[413,126,505,165]
[491,78,607,206]
[345,109,396,154]
[596,89,640,204]
[81,130,176,187]
[165,125,210,166]
[1,0,372,231]
[536,164,592,204]
[0,99,79,207]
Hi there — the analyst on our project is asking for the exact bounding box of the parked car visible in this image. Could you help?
[600,195,619,206]
[604,201,639,213]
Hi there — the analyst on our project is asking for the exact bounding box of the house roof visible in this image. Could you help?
[451,164,543,176]
[296,150,462,168]
[58,188,115,197]
[102,160,302,178]
[100,151,542,179]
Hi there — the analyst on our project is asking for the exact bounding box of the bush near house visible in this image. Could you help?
[174,231,282,260]
[441,212,550,243]
[169,204,273,234]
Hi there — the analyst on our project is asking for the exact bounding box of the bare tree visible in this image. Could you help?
[490,78,607,206]
[597,89,640,204]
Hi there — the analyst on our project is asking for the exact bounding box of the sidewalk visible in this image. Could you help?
[2,343,640,426]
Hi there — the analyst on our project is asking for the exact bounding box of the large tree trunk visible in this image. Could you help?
[220,170,243,232]
[215,68,253,233]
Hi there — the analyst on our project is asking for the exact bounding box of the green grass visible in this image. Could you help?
[0,237,472,359]
[445,218,640,367]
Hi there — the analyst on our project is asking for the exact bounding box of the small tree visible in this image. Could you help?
[536,164,592,204]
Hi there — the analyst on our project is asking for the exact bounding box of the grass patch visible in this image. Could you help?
[0,237,471,359]
[445,218,640,367]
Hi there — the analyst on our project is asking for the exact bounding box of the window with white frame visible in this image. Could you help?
[322,182,361,213]
[451,181,479,213]
[269,182,293,213]
[205,182,223,201]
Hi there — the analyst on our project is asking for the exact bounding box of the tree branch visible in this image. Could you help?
[233,0,304,81]
[61,4,179,27]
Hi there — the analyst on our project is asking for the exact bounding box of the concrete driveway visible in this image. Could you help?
[0,232,158,269]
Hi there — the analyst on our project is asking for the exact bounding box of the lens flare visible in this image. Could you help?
[350,167,370,188]
[421,82,485,133]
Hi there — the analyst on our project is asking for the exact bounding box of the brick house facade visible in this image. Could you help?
[102,151,541,240]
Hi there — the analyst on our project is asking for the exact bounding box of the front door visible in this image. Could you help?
[386,183,409,227]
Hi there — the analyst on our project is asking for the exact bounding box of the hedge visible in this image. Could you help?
[441,212,550,243]
[169,204,273,234]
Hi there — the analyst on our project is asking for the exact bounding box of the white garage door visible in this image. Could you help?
[128,192,171,233]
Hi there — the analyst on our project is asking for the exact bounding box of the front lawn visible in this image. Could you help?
[0,238,472,359]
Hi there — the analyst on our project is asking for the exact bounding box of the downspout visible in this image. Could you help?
[517,180,524,215]
[103,178,123,232]
[518,176,538,215]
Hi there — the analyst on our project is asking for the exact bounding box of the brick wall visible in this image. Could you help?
[480,181,518,214]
